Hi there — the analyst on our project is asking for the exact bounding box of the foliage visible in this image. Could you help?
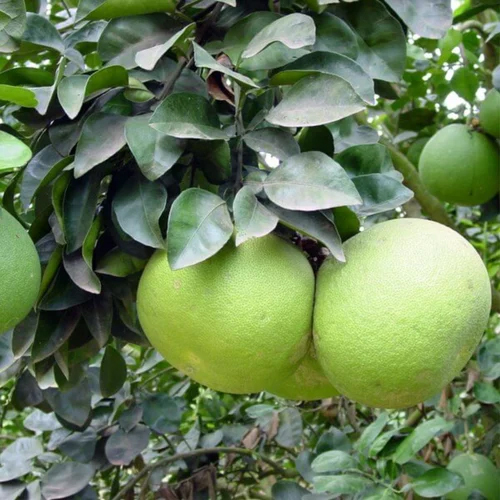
[0,0,499,498]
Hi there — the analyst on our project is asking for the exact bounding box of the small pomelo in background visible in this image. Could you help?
[314,218,491,409]
[419,124,499,206]
[479,89,500,138]
[266,346,339,401]
[0,209,41,334]
[446,453,499,500]
[137,235,314,394]
[406,137,429,167]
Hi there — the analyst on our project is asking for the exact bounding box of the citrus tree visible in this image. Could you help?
[0,0,499,498]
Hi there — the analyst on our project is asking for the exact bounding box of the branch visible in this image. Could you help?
[382,139,500,314]
[110,446,298,500]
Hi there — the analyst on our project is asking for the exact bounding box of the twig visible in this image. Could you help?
[110,446,298,500]
[60,0,72,17]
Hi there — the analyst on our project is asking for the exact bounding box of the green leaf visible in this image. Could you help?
[355,412,389,456]
[0,130,31,170]
[77,0,175,21]
[74,113,127,178]
[105,425,150,465]
[313,12,358,60]
[136,23,196,71]
[264,202,345,262]
[477,337,500,379]
[450,67,479,102]
[336,143,395,176]
[332,0,406,82]
[167,188,233,270]
[242,13,315,59]
[311,450,357,473]
[22,13,64,53]
[38,269,91,311]
[0,460,32,482]
[193,42,259,88]
[0,84,37,107]
[98,14,181,69]
[270,51,375,105]
[244,128,300,161]
[264,151,362,211]
[399,109,437,131]
[267,74,366,127]
[41,463,94,500]
[271,481,310,499]
[113,175,167,249]
[0,437,43,464]
[393,417,454,464]
[313,474,373,495]
[0,0,26,53]
[385,1,452,39]
[57,65,128,119]
[125,114,184,181]
[438,28,462,63]
[63,170,101,253]
[473,382,500,404]
[190,140,231,184]
[150,92,231,140]
[142,394,183,433]
[327,117,379,154]
[100,345,127,397]
[58,428,97,463]
[233,186,279,246]
[96,248,148,277]
[411,468,464,498]
[276,408,302,447]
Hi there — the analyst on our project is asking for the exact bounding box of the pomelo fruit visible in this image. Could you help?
[314,218,491,409]
[137,235,314,394]
[419,124,499,206]
[479,89,500,138]
[446,453,499,500]
[266,346,339,401]
[0,208,41,334]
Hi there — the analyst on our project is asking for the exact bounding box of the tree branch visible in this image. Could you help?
[110,446,298,500]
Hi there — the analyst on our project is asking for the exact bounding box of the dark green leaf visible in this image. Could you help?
[81,294,113,347]
[473,382,500,404]
[142,394,183,433]
[57,65,128,119]
[0,131,31,170]
[97,14,180,69]
[233,186,278,246]
[38,269,91,311]
[12,370,44,410]
[316,428,352,453]
[167,188,233,270]
[41,463,94,500]
[411,468,464,498]
[242,13,315,59]
[119,406,143,432]
[105,425,150,465]
[450,67,479,102]
[272,481,310,499]
[58,428,97,463]
[336,143,395,176]
[271,51,375,105]
[265,202,345,262]
[74,113,127,178]
[276,408,302,447]
[0,460,32,481]
[22,13,64,53]
[125,114,184,181]
[95,248,148,277]
[0,0,25,53]
[267,74,366,127]
[264,151,362,211]
[327,117,379,154]
[313,12,358,60]
[0,482,25,500]
[113,175,167,249]
[477,338,500,379]
[150,92,231,140]
[398,109,437,131]
[100,345,127,397]
[0,437,43,464]
[244,128,300,161]
[190,140,231,184]
[385,0,452,38]
[312,450,357,473]
[12,311,38,358]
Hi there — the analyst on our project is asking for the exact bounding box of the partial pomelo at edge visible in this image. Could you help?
[446,453,500,500]
[137,234,315,394]
[419,124,499,206]
[0,208,41,334]
[265,345,339,401]
[314,218,491,409]
[479,89,500,138]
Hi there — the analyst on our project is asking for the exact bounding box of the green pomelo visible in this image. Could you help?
[407,137,429,167]
[446,453,499,500]
[0,209,41,334]
[314,218,491,409]
[137,235,314,394]
[419,124,499,206]
[479,89,500,138]
[266,346,339,401]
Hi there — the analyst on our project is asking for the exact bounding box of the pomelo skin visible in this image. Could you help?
[0,209,41,334]
[265,346,339,401]
[314,218,491,409]
[137,235,314,394]
[446,453,499,500]
[479,89,500,138]
[419,124,499,206]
